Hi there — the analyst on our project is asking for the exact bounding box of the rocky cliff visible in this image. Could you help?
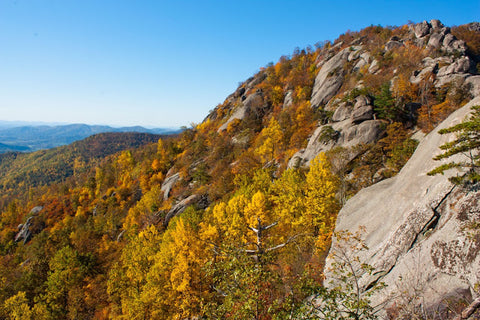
[326,96,480,317]
[290,19,480,168]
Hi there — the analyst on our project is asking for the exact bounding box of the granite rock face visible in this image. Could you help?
[325,97,480,315]
[163,194,209,226]
[14,206,44,244]
[161,172,180,200]
[289,94,382,168]
[311,49,350,108]
[218,91,265,132]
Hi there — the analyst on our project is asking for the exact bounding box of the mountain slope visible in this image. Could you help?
[0,20,479,319]
[0,132,166,196]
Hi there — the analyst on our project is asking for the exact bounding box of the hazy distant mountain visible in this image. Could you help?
[0,123,180,152]
[0,142,30,153]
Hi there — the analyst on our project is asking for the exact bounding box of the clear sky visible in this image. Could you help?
[0,0,478,128]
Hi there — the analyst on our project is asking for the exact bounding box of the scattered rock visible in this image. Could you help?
[338,120,384,146]
[410,65,437,84]
[288,118,384,168]
[437,56,473,77]
[347,46,363,61]
[466,22,480,32]
[442,34,467,54]
[430,19,444,30]
[435,74,469,88]
[352,97,373,121]
[351,105,374,123]
[353,52,371,72]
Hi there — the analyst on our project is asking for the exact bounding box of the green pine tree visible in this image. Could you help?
[428,105,480,184]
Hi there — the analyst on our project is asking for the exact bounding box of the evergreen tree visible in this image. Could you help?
[428,105,480,184]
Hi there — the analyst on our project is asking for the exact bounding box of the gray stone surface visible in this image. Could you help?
[15,216,35,244]
[427,32,444,49]
[311,49,350,107]
[413,21,431,38]
[466,75,480,97]
[29,206,43,215]
[353,51,370,72]
[437,56,473,77]
[288,118,384,168]
[368,59,380,74]
[385,40,403,51]
[218,91,264,132]
[14,207,45,245]
[351,105,373,123]
[283,90,294,108]
[326,96,480,314]
[164,194,208,226]
[430,19,444,30]
[332,103,352,122]
[161,172,180,200]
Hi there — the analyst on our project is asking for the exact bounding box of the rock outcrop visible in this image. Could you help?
[163,194,209,226]
[15,206,44,244]
[289,95,384,167]
[310,49,350,108]
[326,96,480,315]
[408,20,478,92]
[218,89,266,132]
[161,172,180,200]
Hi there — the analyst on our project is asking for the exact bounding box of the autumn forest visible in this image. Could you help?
[1,21,480,319]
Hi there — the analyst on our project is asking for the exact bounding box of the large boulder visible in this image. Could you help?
[466,75,480,97]
[427,32,444,49]
[326,96,480,315]
[331,103,352,122]
[311,49,350,108]
[368,59,380,74]
[385,40,403,51]
[413,21,431,38]
[351,96,374,123]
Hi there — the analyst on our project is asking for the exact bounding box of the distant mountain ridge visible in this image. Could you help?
[0,131,168,192]
[0,122,180,152]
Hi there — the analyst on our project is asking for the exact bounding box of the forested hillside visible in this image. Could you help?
[0,20,479,319]
[0,123,179,153]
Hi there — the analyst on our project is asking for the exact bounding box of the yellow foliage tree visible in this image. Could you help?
[143,216,211,319]
[305,153,340,238]
[255,118,284,163]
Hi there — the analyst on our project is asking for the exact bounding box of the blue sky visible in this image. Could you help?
[0,0,478,128]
